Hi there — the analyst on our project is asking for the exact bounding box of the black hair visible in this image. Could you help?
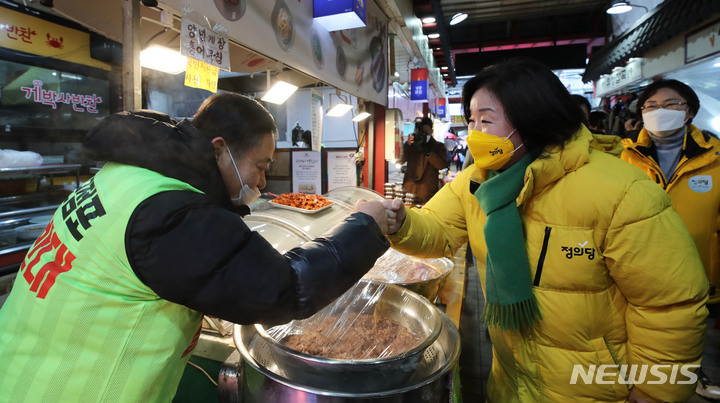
[462,57,583,154]
[588,111,607,128]
[418,116,433,128]
[637,79,700,125]
[192,93,277,156]
[571,94,591,124]
[301,130,312,147]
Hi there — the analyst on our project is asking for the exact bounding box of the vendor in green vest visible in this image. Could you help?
[0,93,390,402]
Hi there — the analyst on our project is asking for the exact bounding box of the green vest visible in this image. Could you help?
[0,163,204,402]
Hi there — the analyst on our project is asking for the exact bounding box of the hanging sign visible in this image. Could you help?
[437,97,446,118]
[313,0,366,32]
[310,90,324,152]
[184,58,219,92]
[410,68,429,102]
[686,19,720,64]
[180,17,230,71]
[0,7,109,69]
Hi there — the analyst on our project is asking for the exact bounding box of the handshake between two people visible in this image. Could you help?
[352,198,407,235]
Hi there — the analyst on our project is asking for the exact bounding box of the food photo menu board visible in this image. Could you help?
[161,0,389,106]
[292,151,322,195]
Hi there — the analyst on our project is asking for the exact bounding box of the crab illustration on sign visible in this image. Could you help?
[46,33,64,49]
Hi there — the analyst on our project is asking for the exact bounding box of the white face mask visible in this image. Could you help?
[226,145,261,206]
[642,108,687,137]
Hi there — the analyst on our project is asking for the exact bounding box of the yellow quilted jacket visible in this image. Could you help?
[389,128,708,402]
[622,125,720,304]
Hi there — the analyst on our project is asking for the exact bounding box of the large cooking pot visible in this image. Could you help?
[252,281,441,392]
[227,309,460,402]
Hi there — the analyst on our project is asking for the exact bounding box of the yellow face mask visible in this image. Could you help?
[466,129,523,170]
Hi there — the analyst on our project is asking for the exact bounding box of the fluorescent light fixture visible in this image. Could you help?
[450,13,468,25]
[440,66,448,70]
[140,45,187,74]
[421,17,436,24]
[606,1,632,14]
[261,80,298,104]
[326,92,353,117]
[327,103,353,117]
[352,112,371,122]
[428,33,440,39]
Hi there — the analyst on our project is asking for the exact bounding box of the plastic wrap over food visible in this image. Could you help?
[362,248,450,284]
[0,149,43,168]
[263,281,434,361]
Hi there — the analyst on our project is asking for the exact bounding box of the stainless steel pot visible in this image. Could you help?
[227,311,460,402]
[251,281,442,392]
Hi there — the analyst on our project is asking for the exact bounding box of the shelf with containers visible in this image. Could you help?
[0,164,83,277]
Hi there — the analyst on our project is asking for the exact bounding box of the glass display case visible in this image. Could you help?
[0,164,81,276]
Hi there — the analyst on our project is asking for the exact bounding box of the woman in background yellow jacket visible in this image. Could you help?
[621,79,720,399]
[384,59,708,403]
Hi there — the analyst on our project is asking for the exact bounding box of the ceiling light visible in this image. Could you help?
[606,1,631,14]
[140,45,187,74]
[261,80,298,104]
[441,66,448,70]
[450,13,468,25]
[428,33,440,39]
[326,92,353,117]
[327,103,353,117]
[352,112,371,122]
[421,17,436,24]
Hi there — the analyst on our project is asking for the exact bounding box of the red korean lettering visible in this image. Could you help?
[30,240,75,299]
[20,221,56,284]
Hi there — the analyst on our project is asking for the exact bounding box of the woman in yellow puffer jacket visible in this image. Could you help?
[384,58,708,403]
[620,79,720,399]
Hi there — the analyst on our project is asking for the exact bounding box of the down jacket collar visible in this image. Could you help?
[519,127,594,205]
[82,110,233,210]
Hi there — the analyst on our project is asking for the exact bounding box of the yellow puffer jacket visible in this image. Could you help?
[622,125,720,304]
[389,128,708,403]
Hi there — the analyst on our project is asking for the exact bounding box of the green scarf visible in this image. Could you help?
[475,153,541,331]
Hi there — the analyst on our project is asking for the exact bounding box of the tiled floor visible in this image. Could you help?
[458,250,720,402]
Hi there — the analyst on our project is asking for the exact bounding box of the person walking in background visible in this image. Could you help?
[588,110,608,134]
[384,58,708,403]
[402,116,449,204]
[571,93,592,124]
[621,79,720,400]
[0,93,390,402]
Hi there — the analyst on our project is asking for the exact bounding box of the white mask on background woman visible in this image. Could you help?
[226,145,261,206]
[642,109,687,138]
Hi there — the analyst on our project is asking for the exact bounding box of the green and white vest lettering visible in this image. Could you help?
[0,163,204,403]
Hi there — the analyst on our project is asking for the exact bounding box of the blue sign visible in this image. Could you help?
[314,0,367,32]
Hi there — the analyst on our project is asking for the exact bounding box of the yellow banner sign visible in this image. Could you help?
[184,58,218,93]
[0,7,109,70]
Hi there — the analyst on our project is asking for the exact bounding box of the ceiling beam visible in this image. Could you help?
[430,0,456,87]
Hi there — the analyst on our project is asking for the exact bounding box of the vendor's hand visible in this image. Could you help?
[627,390,652,403]
[408,134,416,145]
[383,197,406,235]
[354,199,388,234]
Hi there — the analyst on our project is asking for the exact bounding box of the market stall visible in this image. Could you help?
[185,187,466,402]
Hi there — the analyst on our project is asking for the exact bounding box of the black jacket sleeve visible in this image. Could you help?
[126,191,389,326]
